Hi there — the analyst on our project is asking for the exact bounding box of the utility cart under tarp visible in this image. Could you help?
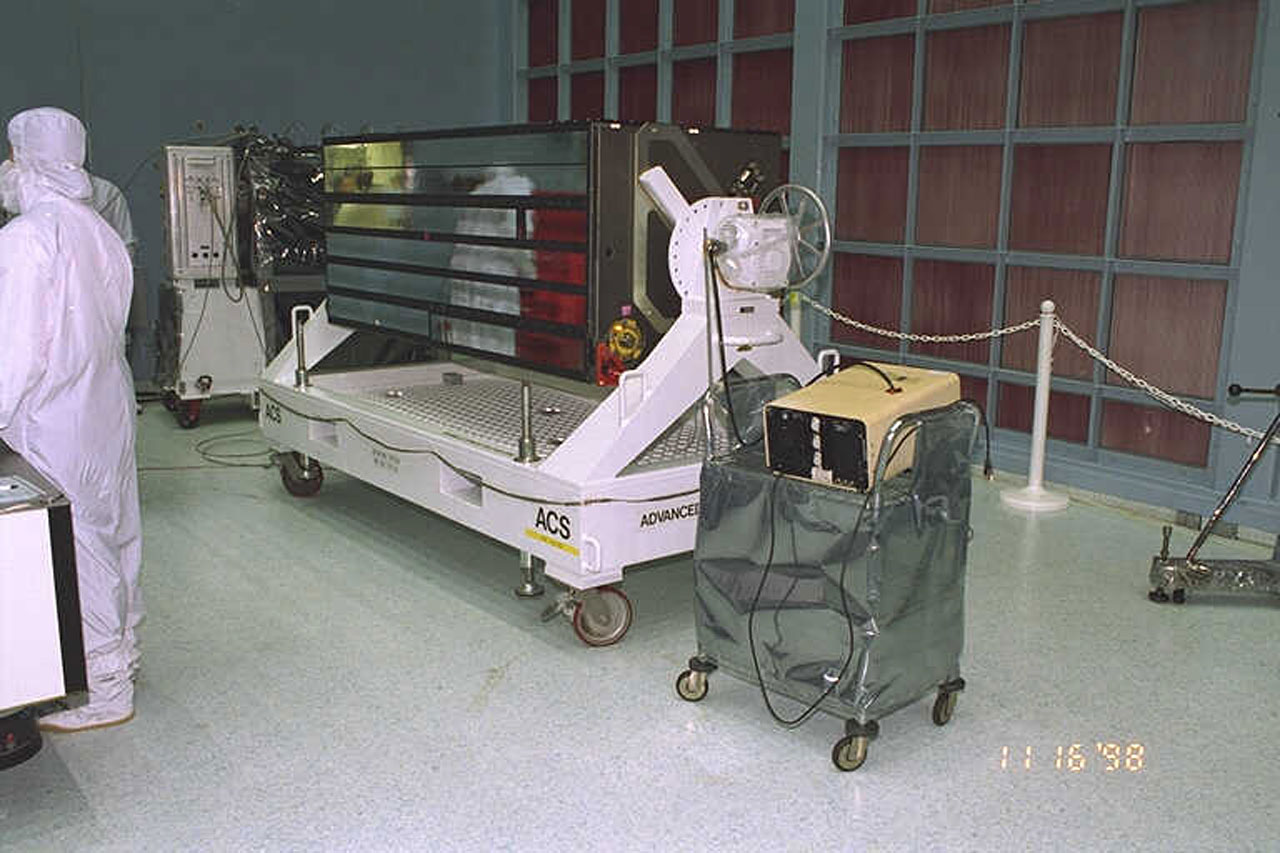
[675,401,980,771]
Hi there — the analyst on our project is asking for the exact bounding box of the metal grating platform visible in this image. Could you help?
[355,376,731,469]
[359,379,595,456]
[624,410,734,472]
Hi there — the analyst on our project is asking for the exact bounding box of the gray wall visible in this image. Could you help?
[1,0,514,380]
[1214,2,1280,527]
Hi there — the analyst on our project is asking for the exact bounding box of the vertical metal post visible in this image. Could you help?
[516,381,540,463]
[1001,300,1069,513]
[291,305,312,389]
[1026,300,1056,492]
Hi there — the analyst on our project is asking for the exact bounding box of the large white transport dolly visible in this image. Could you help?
[257,122,829,645]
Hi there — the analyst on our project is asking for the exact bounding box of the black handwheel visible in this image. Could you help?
[832,735,868,772]
[675,669,709,702]
[572,586,633,647]
[932,690,959,726]
[175,399,201,429]
[280,452,324,498]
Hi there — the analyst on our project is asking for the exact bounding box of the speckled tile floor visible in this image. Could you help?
[3,399,1278,852]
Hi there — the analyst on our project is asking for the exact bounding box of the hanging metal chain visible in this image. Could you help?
[803,291,1274,444]
[1054,320,1275,444]
[801,292,1040,343]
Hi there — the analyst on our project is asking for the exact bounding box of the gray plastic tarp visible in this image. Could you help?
[692,400,980,726]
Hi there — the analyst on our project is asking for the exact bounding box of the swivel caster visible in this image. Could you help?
[831,735,869,772]
[832,719,879,772]
[932,677,965,726]
[175,399,202,429]
[675,669,708,702]
[932,692,958,726]
[279,452,323,497]
[0,709,42,769]
[571,586,633,647]
[1171,588,1187,605]
[675,656,716,702]
[538,586,633,646]
[1148,587,1170,604]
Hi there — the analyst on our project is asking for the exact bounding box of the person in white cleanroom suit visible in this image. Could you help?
[0,163,135,250]
[0,107,142,732]
[87,172,139,386]
[89,173,136,258]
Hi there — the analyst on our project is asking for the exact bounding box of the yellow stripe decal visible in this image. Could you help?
[524,528,581,557]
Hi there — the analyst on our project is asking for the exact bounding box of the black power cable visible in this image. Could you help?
[851,361,899,392]
[208,152,270,359]
[705,245,758,450]
[193,428,275,468]
[177,150,256,377]
[805,360,900,393]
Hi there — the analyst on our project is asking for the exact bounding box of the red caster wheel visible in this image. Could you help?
[175,399,202,429]
[571,586,633,647]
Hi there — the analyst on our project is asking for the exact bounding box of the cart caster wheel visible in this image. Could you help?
[932,690,959,726]
[1171,588,1186,605]
[1148,588,1170,604]
[175,399,201,429]
[279,452,324,498]
[832,735,869,772]
[676,669,709,702]
[162,391,179,412]
[572,586,632,647]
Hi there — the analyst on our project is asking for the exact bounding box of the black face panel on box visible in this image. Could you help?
[820,416,871,491]
[763,407,812,480]
[763,407,871,491]
[763,362,960,491]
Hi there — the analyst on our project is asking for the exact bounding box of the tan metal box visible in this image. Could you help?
[763,362,960,490]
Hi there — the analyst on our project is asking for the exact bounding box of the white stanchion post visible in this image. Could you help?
[1001,299,1070,513]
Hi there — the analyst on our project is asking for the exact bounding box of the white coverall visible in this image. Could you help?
[89,174,137,258]
[0,108,142,732]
